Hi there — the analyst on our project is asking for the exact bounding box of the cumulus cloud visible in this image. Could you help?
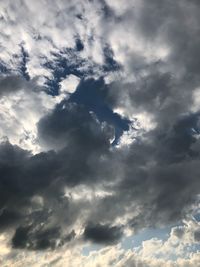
[0,0,200,266]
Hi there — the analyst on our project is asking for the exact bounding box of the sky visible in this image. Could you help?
[0,0,200,266]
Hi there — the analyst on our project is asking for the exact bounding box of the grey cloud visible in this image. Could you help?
[1,2,200,266]
[172,226,185,239]
[0,99,115,249]
[87,113,200,231]
[0,75,26,97]
[106,69,195,130]
[1,107,197,246]
[0,209,21,230]
[103,0,200,127]
[12,225,75,250]
[37,100,111,152]
[83,223,123,245]
[194,230,200,242]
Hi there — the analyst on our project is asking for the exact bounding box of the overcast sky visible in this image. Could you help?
[0,0,200,266]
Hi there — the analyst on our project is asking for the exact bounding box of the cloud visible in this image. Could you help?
[0,75,26,97]
[84,223,123,245]
[1,0,200,266]
[12,225,75,250]
[0,74,64,153]
[1,221,200,267]
[37,99,112,152]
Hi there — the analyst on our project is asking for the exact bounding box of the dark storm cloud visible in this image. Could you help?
[0,209,21,230]
[109,1,200,226]
[84,223,123,245]
[12,223,75,250]
[87,111,200,230]
[0,140,85,248]
[0,98,111,200]
[1,0,200,257]
[11,225,74,250]
[1,105,200,248]
[0,141,31,206]
[0,99,115,248]
[37,98,112,152]
[0,140,63,207]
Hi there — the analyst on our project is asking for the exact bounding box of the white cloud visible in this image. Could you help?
[191,87,200,113]
[0,223,200,267]
[0,81,63,153]
[60,75,80,94]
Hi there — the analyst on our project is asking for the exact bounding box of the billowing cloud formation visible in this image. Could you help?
[0,0,200,266]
